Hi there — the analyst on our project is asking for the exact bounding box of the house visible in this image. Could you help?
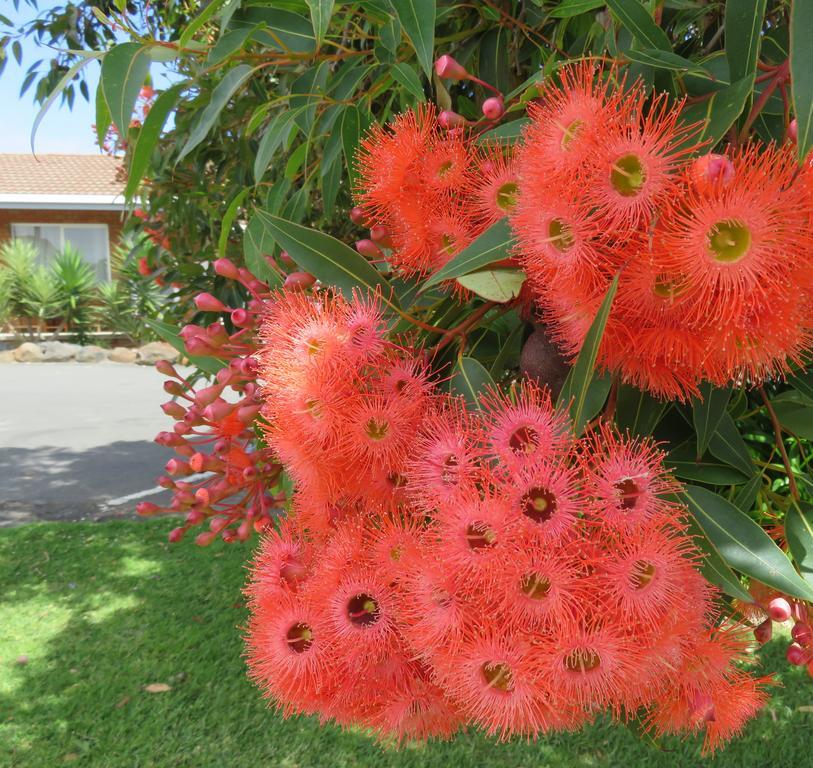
[0,154,126,281]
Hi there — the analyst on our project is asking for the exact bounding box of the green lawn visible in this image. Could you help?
[1,520,811,767]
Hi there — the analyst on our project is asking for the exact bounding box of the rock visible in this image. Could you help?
[13,342,44,363]
[40,341,80,362]
[0,349,16,363]
[76,345,108,363]
[136,341,180,366]
[108,347,138,364]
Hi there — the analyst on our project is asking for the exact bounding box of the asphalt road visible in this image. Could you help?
[0,362,176,526]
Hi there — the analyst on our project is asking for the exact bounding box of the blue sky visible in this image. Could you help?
[2,3,100,154]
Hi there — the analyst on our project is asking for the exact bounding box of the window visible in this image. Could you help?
[11,223,111,282]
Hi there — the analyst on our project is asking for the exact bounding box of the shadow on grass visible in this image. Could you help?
[1,519,813,768]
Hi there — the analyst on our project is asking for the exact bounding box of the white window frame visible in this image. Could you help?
[10,222,111,281]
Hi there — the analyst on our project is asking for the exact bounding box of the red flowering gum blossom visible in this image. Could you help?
[245,290,770,750]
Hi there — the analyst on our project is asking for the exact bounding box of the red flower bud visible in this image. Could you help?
[792,621,813,646]
[789,118,798,145]
[769,597,792,622]
[279,250,296,268]
[214,258,240,280]
[136,501,160,516]
[161,401,186,419]
[482,96,505,121]
[195,530,218,547]
[349,206,369,226]
[369,225,394,248]
[284,271,317,291]
[195,292,229,313]
[231,308,250,327]
[788,642,806,665]
[438,110,468,130]
[155,360,178,378]
[168,527,186,543]
[356,239,383,259]
[434,54,468,81]
[754,618,772,645]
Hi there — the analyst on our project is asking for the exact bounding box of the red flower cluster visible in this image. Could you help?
[246,289,768,751]
[137,259,285,544]
[354,105,518,277]
[512,63,813,400]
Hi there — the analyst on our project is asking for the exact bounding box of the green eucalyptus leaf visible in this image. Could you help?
[456,269,525,303]
[557,275,619,435]
[692,383,731,457]
[450,356,495,410]
[708,412,755,478]
[791,0,813,161]
[424,219,515,288]
[786,502,813,578]
[254,212,397,304]
[682,485,813,601]
[101,43,151,136]
[725,0,767,82]
[391,0,436,78]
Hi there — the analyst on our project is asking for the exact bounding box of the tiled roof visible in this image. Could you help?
[0,154,125,197]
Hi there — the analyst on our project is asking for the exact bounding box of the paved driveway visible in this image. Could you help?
[0,362,175,526]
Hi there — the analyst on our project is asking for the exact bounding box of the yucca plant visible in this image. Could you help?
[93,241,164,343]
[0,240,37,332]
[22,266,62,332]
[51,244,97,342]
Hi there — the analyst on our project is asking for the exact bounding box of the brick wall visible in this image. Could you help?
[0,208,124,249]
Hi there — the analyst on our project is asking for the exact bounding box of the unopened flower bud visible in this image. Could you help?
[482,96,505,120]
[195,530,218,547]
[369,225,394,248]
[284,271,316,291]
[155,360,178,378]
[161,401,186,419]
[214,258,240,280]
[754,618,773,645]
[356,239,383,259]
[231,308,250,327]
[195,292,229,313]
[349,207,369,226]
[435,54,468,81]
[279,250,296,268]
[688,153,735,195]
[438,110,467,129]
[168,527,186,543]
[240,357,259,377]
[165,458,190,476]
[793,621,813,646]
[209,516,229,534]
[204,400,235,423]
[788,642,806,665]
[238,404,261,424]
[789,118,798,145]
[769,597,792,622]
[136,501,160,516]
[163,380,186,397]
[195,384,224,408]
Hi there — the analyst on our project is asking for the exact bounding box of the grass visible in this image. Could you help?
[1,520,812,767]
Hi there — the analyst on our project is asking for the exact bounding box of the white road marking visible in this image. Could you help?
[103,472,213,507]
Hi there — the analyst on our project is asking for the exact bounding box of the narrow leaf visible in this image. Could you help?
[683,513,754,602]
[615,384,669,436]
[179,0,228,48]
[772,398,813,440]
[254,212,397,304]
[624,48,712,76]
[125,85,182,199]
[708,412,754,478]
[424,219,515,288]
[31,54,101,151]
[450,356,494,410]
[307,0,335,47]
[476,117,530,145]
[682,485,813,602]
[391,62,426,102]
[218,188,249,258]
[733,473,762,513]
[791,0,813,161]
[101,42,151,136]
[548,0,605,19]
[253,110,299,182]
[243,215,283,288]
[95,77,111,149]
[725,0,767,82]
[179,64,253,159]
[692,383,731,457]
[680,76,754,150]
[391,0,436,78]
[557,275,619,434]
[606,0,672,52]
[786,502,813,578]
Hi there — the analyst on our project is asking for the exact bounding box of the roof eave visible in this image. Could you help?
[0,194,126,211]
